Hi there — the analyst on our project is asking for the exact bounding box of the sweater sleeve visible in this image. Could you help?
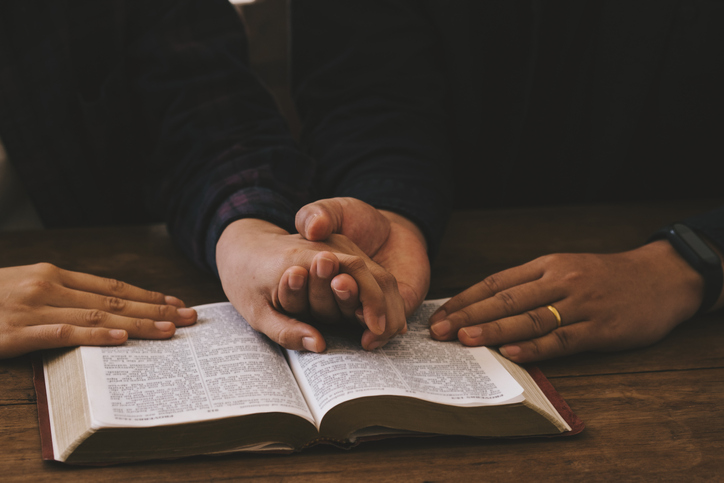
[290,0,454,258]
[125,0,314,274]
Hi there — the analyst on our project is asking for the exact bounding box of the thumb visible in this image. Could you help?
[296,198,391,255]
[295,199,343,241]
[247,305,327,353]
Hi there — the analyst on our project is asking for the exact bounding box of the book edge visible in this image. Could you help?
[31,355,56,461]
[523,365,585,436]
[31,358,583,466]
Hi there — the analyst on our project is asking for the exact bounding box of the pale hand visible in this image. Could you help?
[215,217,409,352]
[0,263,197,359]
[429,241,717,362]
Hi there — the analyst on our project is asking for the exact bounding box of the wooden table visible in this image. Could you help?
[2,200,723,481]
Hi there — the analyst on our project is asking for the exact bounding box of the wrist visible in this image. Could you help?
[637,240,706,319]
[697,237,724,312]
[649,224,724,315]
[379,210,428,253]
[216,218,289,268]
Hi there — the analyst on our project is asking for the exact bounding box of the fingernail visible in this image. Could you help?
[368,339,389,350]
[289,273,305,291]
[305,214,318,235]
[429,308,447,324]
[461,326,483,338]
[109,329,127,339]
[302,337,319,352]
[500,345,520,358]
[355,308,365,323]
[333,288,351,300]
[376,314,386,334]
[430,320,451,338]
[177,308,196,318]
[317,257,334,278]
[155,321,174,331]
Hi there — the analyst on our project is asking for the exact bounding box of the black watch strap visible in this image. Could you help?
[649,223,723,315]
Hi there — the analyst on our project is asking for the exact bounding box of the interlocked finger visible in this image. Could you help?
[309,252,344,323]
[330,273,361,320]
[277,266,310,316]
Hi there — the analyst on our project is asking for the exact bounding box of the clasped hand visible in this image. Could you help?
[217,198,430,353]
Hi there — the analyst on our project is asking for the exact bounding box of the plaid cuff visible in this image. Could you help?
[204,187,299,276]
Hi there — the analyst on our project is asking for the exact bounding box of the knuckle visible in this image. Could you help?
[376,271,398,292]
[53,324,75,343]
[540,253,564,265]
[22,278,55,299]
[83,310,106,327]
[484,320,505,340]
[104,296,127,312]
[105,278,127,294]
[561,269,584,286]
[482,273,504,295]
[275,326,296,349]
[156,304,173,320]
[492,290,518,313]
[552,329,574,353]
[32,262,58,276]
[450,307,474,327]
[135,318,148,331]
[145,290,166,305]
[526,310,548,336]
[345,256,367,274]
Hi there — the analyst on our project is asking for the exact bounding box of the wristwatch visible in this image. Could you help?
[650,223,723,315]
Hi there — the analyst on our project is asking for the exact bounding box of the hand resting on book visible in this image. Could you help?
[216,212,419,352]
[429,240,722,362]
[0,263,197,359]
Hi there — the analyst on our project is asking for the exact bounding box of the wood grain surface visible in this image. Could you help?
[1,200,723,481]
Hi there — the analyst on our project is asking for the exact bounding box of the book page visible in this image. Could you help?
[286,299,524,426]
[81,303,315,428]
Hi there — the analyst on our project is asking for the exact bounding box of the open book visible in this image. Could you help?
[35,300,583,464]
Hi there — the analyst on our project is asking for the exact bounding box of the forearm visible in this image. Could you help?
[126,0,313,273]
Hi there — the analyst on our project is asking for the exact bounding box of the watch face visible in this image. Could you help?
[673,224,720,266]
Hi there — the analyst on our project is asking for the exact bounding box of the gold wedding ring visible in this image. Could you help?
[547,305,562,328]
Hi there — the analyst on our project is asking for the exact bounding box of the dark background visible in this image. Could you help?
[237,0,301,138]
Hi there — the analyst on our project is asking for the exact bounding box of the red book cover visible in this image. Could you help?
[32,356,54,461]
